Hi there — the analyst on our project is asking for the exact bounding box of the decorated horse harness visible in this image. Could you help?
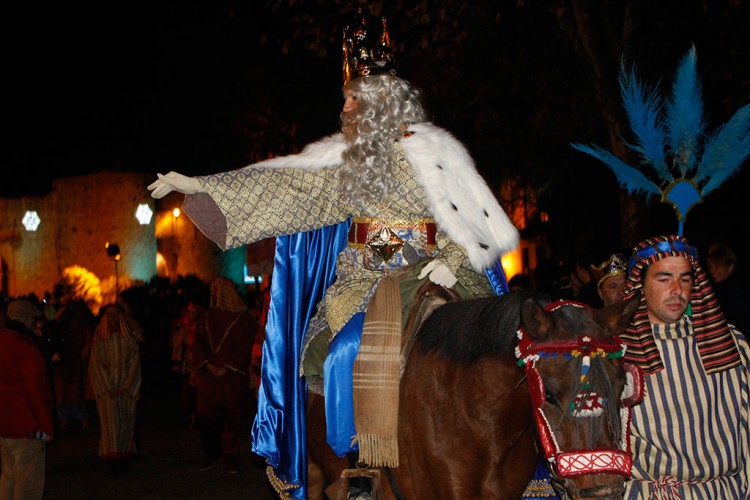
[515,300,644,479]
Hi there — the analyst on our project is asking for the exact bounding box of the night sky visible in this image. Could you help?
[5,2,750,263]
[6,4,334,197]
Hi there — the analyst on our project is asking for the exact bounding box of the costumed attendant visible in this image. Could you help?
[88,303,143,474]
[192,278,257,474]
[170,300,206,428]
[51,296,96,430]
[149,12,520,499]
[591,253,628,307]
[621,235,750,498]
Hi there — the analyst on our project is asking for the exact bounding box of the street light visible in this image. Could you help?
[106,242,121,301]
[171,208,181,280]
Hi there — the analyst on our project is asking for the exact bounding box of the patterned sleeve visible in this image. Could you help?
[433,230,468,274]
[184,166,350,249]
[434,230,493,298]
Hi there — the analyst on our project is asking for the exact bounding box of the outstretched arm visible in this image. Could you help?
[148,171,205,199]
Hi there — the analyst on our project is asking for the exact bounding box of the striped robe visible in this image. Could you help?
[88,312,142,459]
[625,316,750,499]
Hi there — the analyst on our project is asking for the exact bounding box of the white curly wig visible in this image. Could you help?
[339,74,427,207]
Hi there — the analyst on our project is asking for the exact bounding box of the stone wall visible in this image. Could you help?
[0,171,260,301]
[53,172,158,293]
[0,193,57,298]
[153,192,239,285]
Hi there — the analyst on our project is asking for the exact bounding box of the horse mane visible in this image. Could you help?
[572,355,623,444]
[415,290,550,364]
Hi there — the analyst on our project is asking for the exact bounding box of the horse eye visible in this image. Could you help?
[544,390,557,405]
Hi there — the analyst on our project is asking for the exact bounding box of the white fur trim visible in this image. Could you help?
[240,124,519,272]
[252,133,347,169]
[402,123,519,271]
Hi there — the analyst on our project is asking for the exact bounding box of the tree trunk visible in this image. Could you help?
[554,0,649,248]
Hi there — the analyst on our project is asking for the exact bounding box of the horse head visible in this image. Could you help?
[517,294,642,500]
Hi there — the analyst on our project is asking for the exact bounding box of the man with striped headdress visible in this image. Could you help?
[620,235,750,498]
[88,303,143,474]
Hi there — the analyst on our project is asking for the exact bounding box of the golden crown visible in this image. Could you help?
[342,9,397,86]
[591,253,628,288]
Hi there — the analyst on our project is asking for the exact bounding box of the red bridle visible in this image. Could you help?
[515,300,644,479]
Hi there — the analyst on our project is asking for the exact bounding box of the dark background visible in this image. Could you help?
[5,1,749,267]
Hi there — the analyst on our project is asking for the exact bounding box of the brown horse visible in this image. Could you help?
[307,290,641,500]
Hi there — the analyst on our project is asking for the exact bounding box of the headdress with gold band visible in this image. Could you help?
[591,253,627,289]
[620,235,741,376]
[342,9,397,86]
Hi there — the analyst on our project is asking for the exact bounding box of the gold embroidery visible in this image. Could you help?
[351,216,435,229]
[266,465,301,497]
[203,167,347,248]
[324,279,375,335]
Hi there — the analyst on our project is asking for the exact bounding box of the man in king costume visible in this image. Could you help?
[149,12,521,498]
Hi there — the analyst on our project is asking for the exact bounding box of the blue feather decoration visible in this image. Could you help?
[618,64,672,182]
[570,45,749,236]
[665,45,705,177]
[570,143,662,197]
[698,103,750,195]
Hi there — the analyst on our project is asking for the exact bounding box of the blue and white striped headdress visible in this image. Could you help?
[620,235,740,376]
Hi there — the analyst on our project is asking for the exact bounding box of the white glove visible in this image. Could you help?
[418,260,458,288]
[147,171,204,199]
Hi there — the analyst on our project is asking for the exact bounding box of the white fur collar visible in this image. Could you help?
[250,123,518,271]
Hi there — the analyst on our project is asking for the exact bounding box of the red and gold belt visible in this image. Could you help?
[347,217,437,247]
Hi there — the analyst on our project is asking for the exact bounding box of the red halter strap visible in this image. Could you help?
[515,300,643,479]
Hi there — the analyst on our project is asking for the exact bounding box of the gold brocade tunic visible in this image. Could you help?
[197,140,493,373]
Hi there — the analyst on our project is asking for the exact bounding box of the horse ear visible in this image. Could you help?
[520,296,552,341]
[592,292,641,334]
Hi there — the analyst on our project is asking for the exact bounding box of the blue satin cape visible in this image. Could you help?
[251,221,350,499]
